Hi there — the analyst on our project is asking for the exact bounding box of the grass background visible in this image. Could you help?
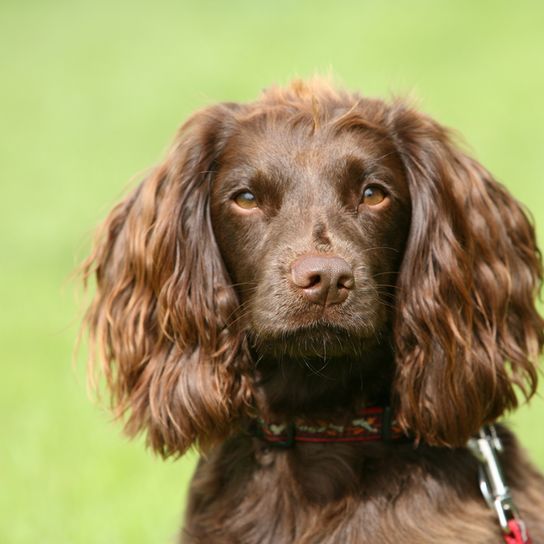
[1,1,543,542]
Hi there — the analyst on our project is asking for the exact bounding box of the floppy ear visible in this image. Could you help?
[389,104,544,447]
[82,104,253,457]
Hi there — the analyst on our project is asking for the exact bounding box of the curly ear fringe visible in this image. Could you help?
[388,104,544,447]
[81,105,254,457]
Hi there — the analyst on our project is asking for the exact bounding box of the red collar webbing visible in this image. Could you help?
[251,406,407,447]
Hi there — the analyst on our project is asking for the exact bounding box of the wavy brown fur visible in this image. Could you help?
[82,80,544,542]
[390,106,543,446]
[82,106,255,455]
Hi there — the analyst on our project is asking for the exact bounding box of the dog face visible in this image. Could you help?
[82,81,543,455]
[211,114,411,359]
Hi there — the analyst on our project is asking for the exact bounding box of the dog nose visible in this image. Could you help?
[290,255,354,306]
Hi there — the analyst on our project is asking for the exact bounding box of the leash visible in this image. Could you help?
[467,425,532,544]
[252,411,532,542]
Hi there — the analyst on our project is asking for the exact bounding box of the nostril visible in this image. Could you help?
[291,259,325,289]
[306,273,322,288]
[337,273,354,290]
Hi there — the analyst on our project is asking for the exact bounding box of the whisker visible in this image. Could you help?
[359,246,400,254]
[372,271,400,278]
[228,281,259,289]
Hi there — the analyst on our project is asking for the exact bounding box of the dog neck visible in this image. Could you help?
[251,342,395,423]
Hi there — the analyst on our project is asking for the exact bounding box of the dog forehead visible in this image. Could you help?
[220,119,393,188]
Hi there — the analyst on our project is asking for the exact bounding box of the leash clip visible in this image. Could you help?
[467,425,529,542]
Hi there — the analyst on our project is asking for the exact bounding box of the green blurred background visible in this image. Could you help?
[2,1,543,542]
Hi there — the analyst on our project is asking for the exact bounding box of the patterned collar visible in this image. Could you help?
[251,406,408,448]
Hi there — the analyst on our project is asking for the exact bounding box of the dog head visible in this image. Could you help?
[82,80,542,455]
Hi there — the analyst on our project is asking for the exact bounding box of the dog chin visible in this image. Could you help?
[249,323,380,359]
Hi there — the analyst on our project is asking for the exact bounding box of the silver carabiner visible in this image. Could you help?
[467,425,526,538]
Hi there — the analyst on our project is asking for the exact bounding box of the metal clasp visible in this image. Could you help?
[467,425,528,541]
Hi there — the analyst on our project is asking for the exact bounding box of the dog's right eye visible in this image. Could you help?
[233,191,258,210]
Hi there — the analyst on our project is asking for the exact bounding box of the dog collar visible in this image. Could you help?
[250,406,407,448]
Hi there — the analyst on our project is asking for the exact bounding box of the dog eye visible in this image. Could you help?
[233,190,258,209]
[362,186,387,206]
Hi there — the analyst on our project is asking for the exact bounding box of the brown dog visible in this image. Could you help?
[83,80,544,543]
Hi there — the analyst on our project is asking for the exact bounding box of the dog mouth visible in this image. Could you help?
[246,285,390,358]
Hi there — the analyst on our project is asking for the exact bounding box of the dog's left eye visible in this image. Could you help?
[233,190,258,209]
[361,186,387,207]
